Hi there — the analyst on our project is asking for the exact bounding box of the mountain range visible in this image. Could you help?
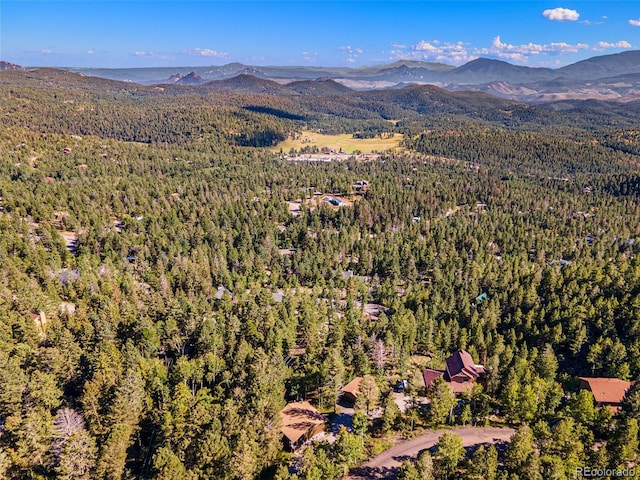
[3,61,640,132]
[40,50,640,103]
[3,50,640,104]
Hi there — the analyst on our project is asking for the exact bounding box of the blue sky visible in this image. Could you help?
[1,1,639,68]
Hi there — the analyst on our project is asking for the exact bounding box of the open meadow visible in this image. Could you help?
[273,130,403,154]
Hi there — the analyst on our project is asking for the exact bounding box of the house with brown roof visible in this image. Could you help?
[579,377,633,413]
[340,377,362,406]
[280,401,327,450]
[422,369,444,390]
[423,350,485,395]
[446,349,485,385]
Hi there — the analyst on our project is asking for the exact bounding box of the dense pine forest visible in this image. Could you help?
[1,68,640,479]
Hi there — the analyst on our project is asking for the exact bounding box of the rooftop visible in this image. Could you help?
[280,401,327,444]
[579,377,633,406]
[422,369,444,389]
[445,349,484,380]
[342,377,362,396]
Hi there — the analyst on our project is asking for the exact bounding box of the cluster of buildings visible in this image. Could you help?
[277,348,635,451]
[284,153,380,163]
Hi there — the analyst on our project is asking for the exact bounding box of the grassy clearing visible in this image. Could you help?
[272,130,403,154]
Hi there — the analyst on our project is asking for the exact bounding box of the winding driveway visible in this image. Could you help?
[348,426,516,479]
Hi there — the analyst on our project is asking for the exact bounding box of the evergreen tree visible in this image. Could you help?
[425,377,456,426]
[355,375,379,416]
[381,391,400,433]
[434,432,465,480]
[467,445,498,480]
[609,418,639,467]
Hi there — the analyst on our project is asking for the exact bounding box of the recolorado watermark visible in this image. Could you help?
[576,467,636,478]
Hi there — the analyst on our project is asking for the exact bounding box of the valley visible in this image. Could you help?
[0,58,640,480]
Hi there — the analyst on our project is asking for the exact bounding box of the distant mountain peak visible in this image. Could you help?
[557,49,640,80]
[221,62,246,70]
[455,57,547,72]
[165,71,203,85]
[286,77,353,95]
[380,60,455,71]
[0,61,27,71]
[448,56,552,84]
[466,57,506,65]
[204,74,291,94]
[179,72,203,84]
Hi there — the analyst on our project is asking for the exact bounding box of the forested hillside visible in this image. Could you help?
[0,69,640,479]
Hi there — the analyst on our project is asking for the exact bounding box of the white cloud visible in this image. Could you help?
[87,49,95,55]
[391,34,631,67]
[339,45,364,63]
[301,51,318,63]
[630,19,640,27]
[593,40,632,50]
[415,41,440,52]
[132,51,173,60]
[41,49,52,54]
[474,36,589,62]
[547,42,590,53]
[339,45,363,54]
[391,40,472,63]
[543,7,580,21]
[183,48,228,58]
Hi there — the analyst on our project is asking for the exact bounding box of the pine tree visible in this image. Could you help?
[153,447,197,480]
[355,375,379,416]
[55,431,97,480]
[609,418,639,467]
[381,391,400,433]
[468,445,498,480]
[504,425,535,475]
[95,423,134,480]
[434,432,465,480]
[425,377,456,426]
[415,450,435,480]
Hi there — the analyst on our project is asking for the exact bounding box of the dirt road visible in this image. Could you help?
[348,426,516,479]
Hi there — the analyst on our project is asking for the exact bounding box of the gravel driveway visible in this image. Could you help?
[348,425,516,479]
